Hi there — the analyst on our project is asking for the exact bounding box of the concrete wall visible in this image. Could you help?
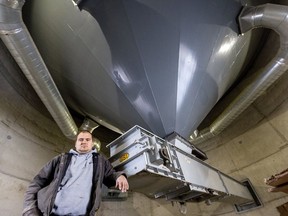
[195,71,288,215]
[0,68,72,215]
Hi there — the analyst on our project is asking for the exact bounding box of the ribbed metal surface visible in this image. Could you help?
[22,0,265,139]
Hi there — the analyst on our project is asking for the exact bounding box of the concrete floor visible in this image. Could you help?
[1,48,288,216]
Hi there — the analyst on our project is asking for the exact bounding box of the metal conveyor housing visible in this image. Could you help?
[107,126,255,206]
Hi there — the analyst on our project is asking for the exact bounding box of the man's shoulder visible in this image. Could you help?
[49,152,71,163]
[52,152,69,158]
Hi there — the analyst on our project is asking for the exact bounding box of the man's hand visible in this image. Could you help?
[115,175,129,192]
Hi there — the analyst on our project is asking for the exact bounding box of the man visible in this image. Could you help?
[22,130,129,216]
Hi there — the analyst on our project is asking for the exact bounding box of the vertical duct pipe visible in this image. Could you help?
[0,0,78,140]
[190,4,288,144]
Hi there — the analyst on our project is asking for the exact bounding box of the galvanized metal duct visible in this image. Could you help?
[0,0,78,140]
[190,3,288,144]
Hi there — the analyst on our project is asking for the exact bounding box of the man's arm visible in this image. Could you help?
[22,156,60,215]
[102,156,129,192]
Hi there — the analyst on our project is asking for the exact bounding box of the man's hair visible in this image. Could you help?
[76,130,92,139]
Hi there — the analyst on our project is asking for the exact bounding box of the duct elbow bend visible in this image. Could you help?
[239,3,288,35]
[0,0,25,34]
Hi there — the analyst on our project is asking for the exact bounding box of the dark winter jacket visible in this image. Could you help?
[22,152,125,216]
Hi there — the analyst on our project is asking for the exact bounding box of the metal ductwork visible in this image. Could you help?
[190,3,288,145]
[0,0,78,140]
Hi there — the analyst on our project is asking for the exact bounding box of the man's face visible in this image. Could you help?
[75,132,93,154]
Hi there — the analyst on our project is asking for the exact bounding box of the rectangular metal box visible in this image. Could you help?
[107,125,253,204]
